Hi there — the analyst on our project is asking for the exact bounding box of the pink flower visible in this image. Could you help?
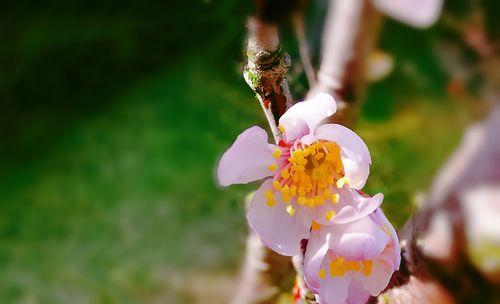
[304,208,400,304]
[217,93,379,255]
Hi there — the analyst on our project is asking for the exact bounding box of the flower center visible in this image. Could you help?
[266,141,347,210]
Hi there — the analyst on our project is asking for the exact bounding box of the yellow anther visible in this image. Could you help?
[325,210,336,221]
[298,157,308,165]
[275,140,345,210]
[268,163,278,171]
[273,180,281,190]
[306,198,315,208]
[286,205,296,216]
[295,165,305,172]
[293,174,301,183]
[318,268,326,279]
[279,124,285,134]
[281,169,290,179]
[272,149,282,159]
[265,190,274,199]
[311,221,321,231]
[266,198,276,207]
[281,184,289,194]
[298,187,305,196]
[336,177,348,188]
[314,196,325,206]
[331,193,340,204]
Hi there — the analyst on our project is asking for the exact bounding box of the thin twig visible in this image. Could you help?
[244,18,293,143]
[233,16,297,304]
[293,12,316,88]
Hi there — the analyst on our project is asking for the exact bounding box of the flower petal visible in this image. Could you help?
[346,281,371,304]
[304,228,330,293]
[373,0,443,28]
[370,209,401,270]
[279,93,337,142]
[217,126,277,186]
[314,188,383,225]
[316,255,351,304]
[327,215,390,261]
[304,124,371,189]
[355,259,393,296]
[247,179,313,256]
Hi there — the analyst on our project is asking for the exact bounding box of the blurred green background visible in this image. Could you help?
[0,1,486,303]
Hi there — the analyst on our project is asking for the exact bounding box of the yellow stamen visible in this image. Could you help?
[336,177,348,188]
[270,141,346,220]
[286,205,296,216]
[314,196,325,206]
[279,124,285,134]
[325,210,336,221]
[306,198,315,208]
[331,193,340,204]
[266,199,276,207]
[273,180,281,190]
[265,190,274,199]
[268,163,278,171]
[272,149,282,159]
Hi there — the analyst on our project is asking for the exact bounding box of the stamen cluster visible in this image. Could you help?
[265,141,348,215]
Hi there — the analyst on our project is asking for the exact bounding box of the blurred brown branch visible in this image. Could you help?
[377,3,500,302]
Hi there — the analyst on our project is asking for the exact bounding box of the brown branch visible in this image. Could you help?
[244,17,293,142]
[233,16,297,304]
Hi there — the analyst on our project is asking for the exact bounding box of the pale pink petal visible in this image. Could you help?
[373,0,443,28]
[355,259,393,296]
[341,157,371,191]
[304,228,330,293]
[217,126,277,186]
[370,208,401,270]
[279,93,337,142]
[346,282,371,304]
[316,255,351,304]
[327,216,390,261]
[247,180,313,256]
[314,188,383,225]
[304,124,371,189]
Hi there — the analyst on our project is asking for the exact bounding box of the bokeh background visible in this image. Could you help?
[1,1,497,303]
